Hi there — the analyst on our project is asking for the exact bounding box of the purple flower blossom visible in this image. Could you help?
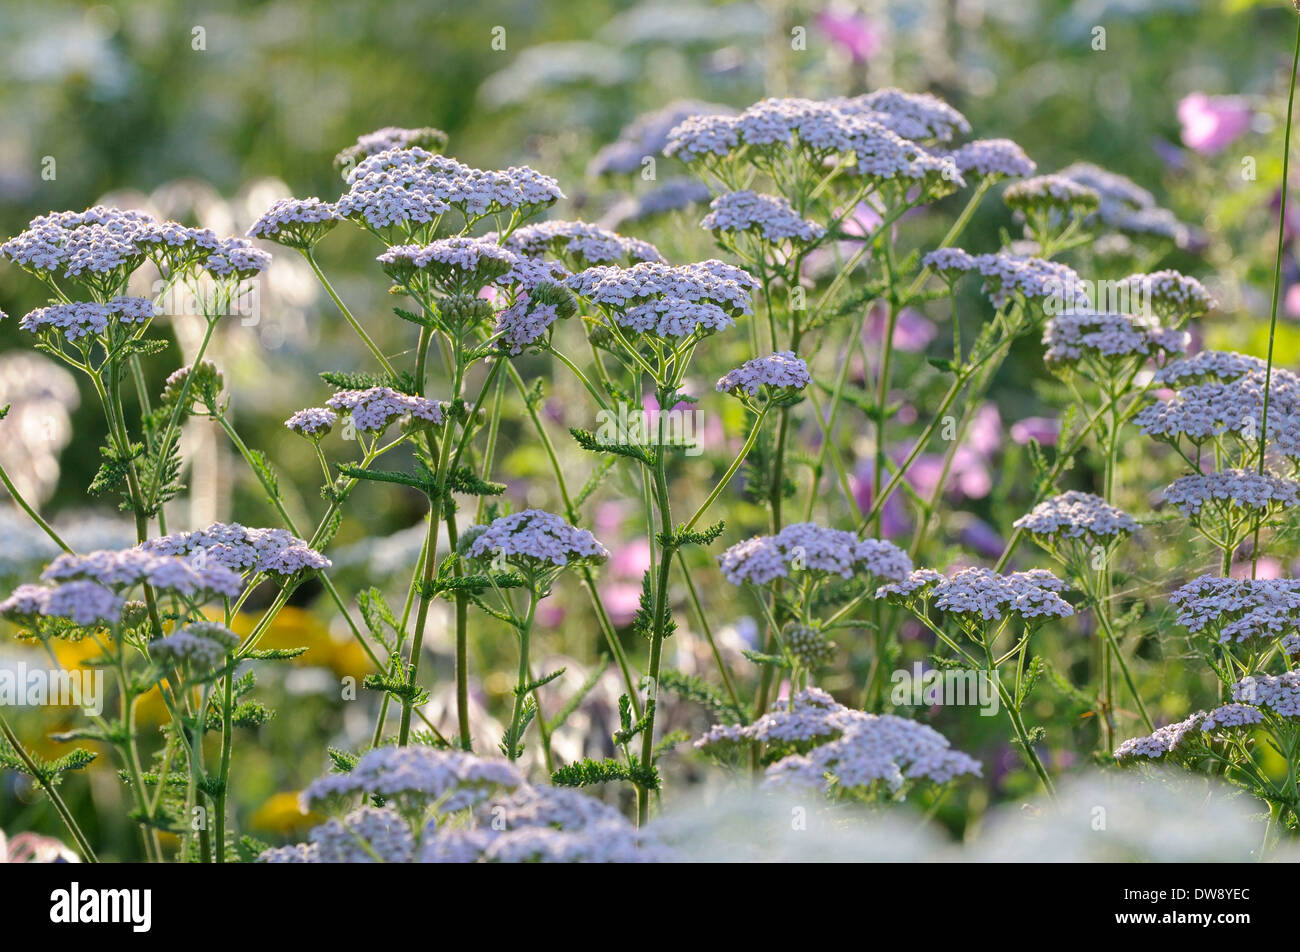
[1177,93,1252,154]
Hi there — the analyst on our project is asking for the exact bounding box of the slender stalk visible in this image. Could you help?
[0,710,98,862]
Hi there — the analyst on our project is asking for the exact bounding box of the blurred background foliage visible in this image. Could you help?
[4,0,1300,858]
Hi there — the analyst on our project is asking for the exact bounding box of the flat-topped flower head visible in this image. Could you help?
[377,237,518,291]
[922,247,978,281]
[326,386,446,434]
[41,548,244,601]
[465,509,608,571]
[1003,174,1100,215]
[567,259,756,339]
[877,566,1073,623]
[285,407,337,440]
[701,191,826,245]
[1170,575,1300,646]
[972,252,1089,310]
[338,147,562,234]
[150,621,240,670]
[1014,491,1139,548]
[138,523,330,579]
[1119,270,1216,323]
[204,237,272,280]
[1232,671,1300,717]
[494,281,578,356]
[696,686,868,752]
[1154,351,1261,387]
[718,523,912,586]
[590,99,734,177]
[1058,161,1188,245]
[334,126,449,170]
[309,807,415,864]
[20,296,157,343]
[248,197,340,250]
[1043,310,1188,368]
[500,220,662,268]
[949,138,1036,181]
[1114,712,1206,760]
[839,87,971,143]
[300,746,523,814]
[715,350,811,398]
[1162,469,1300,520]
[1,579,123,627]
[1201,703,1264,732]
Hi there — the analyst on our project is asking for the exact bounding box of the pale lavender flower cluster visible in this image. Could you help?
[1013,490,1139,543]
[334,126,448,169]
[149,621,241,669]
[698,687,980,795]
[284,407,337,439]
[377,237,518,286]
[1120,270,1216,322]
[138,523,330,579]
[1169,575,1300,645]
[1003,174,1100,213]
[922,247,977,279]
[325,386,446,433]
[247,197,340,249]
[1201,703,1265,731]
[1043,310,1188,366]
[665,97,963,188]
[495,298,562,355]
[19,297,157,342]
[420,785,671,863]
[337,147,562,230]
[1059,161,1189,245]
[842,87,972,142]
[500,220,662,266]
[718,523,912,586]
[1135,363,1300,456]
[0,579,123,627]
[310,806,415,863]
[566,259,757,338]
[203,237,272,279]
[701,191,826,244]
[465,509,608,569]
[1153,350,1261,387]
[589,100,735,176]
[715,350,811,397]
[299,746,523,813]
[877,567,1073,623]
[1232,671,1300,717]
[934,250,1090,310]
[948,139,1036,180]
[1162,469,1300,518]
[1114,712,1206,760]
[41,548,244,600]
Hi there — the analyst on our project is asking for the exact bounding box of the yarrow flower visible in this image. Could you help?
[19,297,157,342]
[1162,469,1300,519]
[1003,175,1100,216]
[932,250,1089,310]
[138,523,330,579]
[1058,161,1189,246]
[718,523,912,586]
[247,197,340,250]
[337,147,562,232]
[1013,491,1139,546]
[499,220,662,267]
[1200,703,1264,732]
[377,237,518,289]
[701,191,826,245]
[1169,575,1300,646]
[715,350,811,398]
[876,567,1073,623]
[41,548,244,600]
[1114,712,1206,760]
[842,87,972,143]
[1043,310,1188,367]
[1153,350,1261,388]
[1,579,123,627]
[204,237,272,279]
[494,282,577,355]
[299,746,523,814]
[697,688,981,796]
[284,407,337,439]
[309,807,415,863]
[333,126,449,170]
[566,259,756,339]
[464,509,608,570]
[948,138,1036,181]
[150,621,241,669]
[1119,270,1216,323]
[1231,671,1300,717]
[589,100,735,176]
[325,386,446,433]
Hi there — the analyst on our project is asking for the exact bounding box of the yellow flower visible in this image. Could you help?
[250,791,321,835]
